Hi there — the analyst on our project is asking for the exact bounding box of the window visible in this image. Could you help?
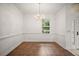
[42,18,50,34]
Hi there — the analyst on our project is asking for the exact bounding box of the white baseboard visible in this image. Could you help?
[23,39,55,42]
[68,49,79,56]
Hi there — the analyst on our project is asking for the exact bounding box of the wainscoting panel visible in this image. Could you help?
[23,33,56,42]
[0,34,23,56]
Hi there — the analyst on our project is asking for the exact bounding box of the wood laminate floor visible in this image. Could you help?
[7,42,74,56]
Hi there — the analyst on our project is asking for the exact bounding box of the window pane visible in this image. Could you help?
[42,27,50,30]
[42,19,50,34]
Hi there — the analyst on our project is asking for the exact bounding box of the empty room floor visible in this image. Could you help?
[7,42,74,56]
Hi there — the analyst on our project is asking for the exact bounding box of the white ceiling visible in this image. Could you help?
[15,3,69,14]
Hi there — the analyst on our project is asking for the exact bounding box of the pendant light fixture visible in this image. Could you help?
[34,3,45,20]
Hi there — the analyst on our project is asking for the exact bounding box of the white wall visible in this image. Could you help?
[23,14,42,34]
[55,6,66,48]
[0,4,23,55]
[23,14,56,42]
[65,5,73,49]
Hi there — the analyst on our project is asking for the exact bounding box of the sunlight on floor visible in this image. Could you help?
[38,44,54,56]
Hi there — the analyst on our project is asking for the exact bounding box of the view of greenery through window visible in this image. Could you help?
[42,19,50,34]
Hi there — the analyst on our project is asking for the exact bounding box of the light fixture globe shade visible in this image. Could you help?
[34,14,45,20]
